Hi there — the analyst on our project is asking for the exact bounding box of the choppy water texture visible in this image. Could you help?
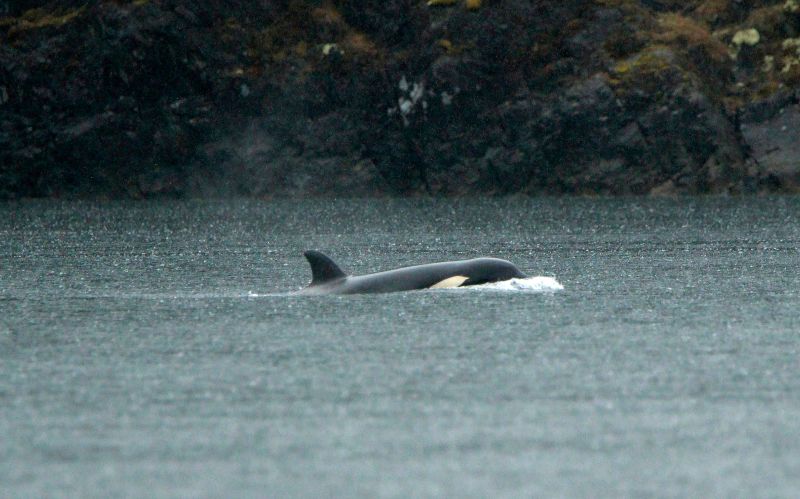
[1,197,799,498]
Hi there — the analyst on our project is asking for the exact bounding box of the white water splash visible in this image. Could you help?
[469,276,564,293]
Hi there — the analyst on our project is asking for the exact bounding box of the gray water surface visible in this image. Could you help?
[1,198,799,497]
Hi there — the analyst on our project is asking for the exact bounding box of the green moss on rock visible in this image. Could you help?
[3,6,85,37]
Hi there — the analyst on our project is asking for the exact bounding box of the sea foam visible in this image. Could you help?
[468,276,564,292]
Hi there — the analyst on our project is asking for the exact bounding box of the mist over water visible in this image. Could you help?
[2,197,800,497]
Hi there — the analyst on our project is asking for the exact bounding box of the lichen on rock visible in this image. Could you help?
[731,28,761,61]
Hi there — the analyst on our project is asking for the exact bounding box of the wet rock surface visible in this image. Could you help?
[1,0,799,198]
[740,90,800,190]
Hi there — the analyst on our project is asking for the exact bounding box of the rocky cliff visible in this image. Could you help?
[1,0,799,198]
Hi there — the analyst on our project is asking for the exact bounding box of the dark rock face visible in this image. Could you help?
[1,0,799,199]
[740,91,800,191]
[0,1,261,198]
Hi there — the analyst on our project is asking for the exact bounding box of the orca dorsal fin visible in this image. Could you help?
[304,250,347,285]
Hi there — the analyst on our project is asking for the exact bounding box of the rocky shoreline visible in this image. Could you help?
[1,0,799,199]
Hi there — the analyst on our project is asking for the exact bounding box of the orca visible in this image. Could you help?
[298,250,527,295]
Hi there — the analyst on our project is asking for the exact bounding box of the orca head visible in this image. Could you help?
[463,258,527,286]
